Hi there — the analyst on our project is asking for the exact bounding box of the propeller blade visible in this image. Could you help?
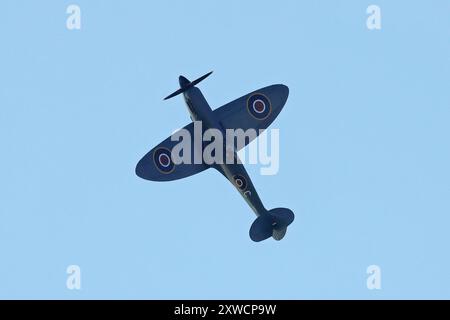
[163,71,213,100]
[189,71,213,87]
[164,88,185,100]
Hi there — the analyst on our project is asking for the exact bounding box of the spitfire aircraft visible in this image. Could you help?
[135,72,294,242]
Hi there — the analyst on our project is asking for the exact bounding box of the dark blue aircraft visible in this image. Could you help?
[136,72,294,242]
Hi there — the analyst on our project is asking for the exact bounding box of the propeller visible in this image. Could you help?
[164,71,213,100]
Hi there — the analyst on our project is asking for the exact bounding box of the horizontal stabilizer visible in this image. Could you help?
[249,208,295,242]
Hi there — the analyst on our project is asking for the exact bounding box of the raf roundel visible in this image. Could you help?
[153,148,175,174]
[247,93,272,120]
[233,174,247,191]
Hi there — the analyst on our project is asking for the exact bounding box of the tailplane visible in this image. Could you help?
[249,208,295,242]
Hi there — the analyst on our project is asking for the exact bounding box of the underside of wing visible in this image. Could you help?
[213,84,289,150]
[135,122,208,182]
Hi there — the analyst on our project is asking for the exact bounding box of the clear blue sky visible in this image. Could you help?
[1,0,450,299]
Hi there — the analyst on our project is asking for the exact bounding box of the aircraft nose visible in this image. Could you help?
[179,75,190,88]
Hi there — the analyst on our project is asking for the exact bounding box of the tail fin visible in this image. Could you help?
[249,208,295,242]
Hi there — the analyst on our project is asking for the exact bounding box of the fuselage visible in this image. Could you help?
[182,85,267,217]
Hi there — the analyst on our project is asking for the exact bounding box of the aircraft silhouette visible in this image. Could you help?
[136,72,294,242]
